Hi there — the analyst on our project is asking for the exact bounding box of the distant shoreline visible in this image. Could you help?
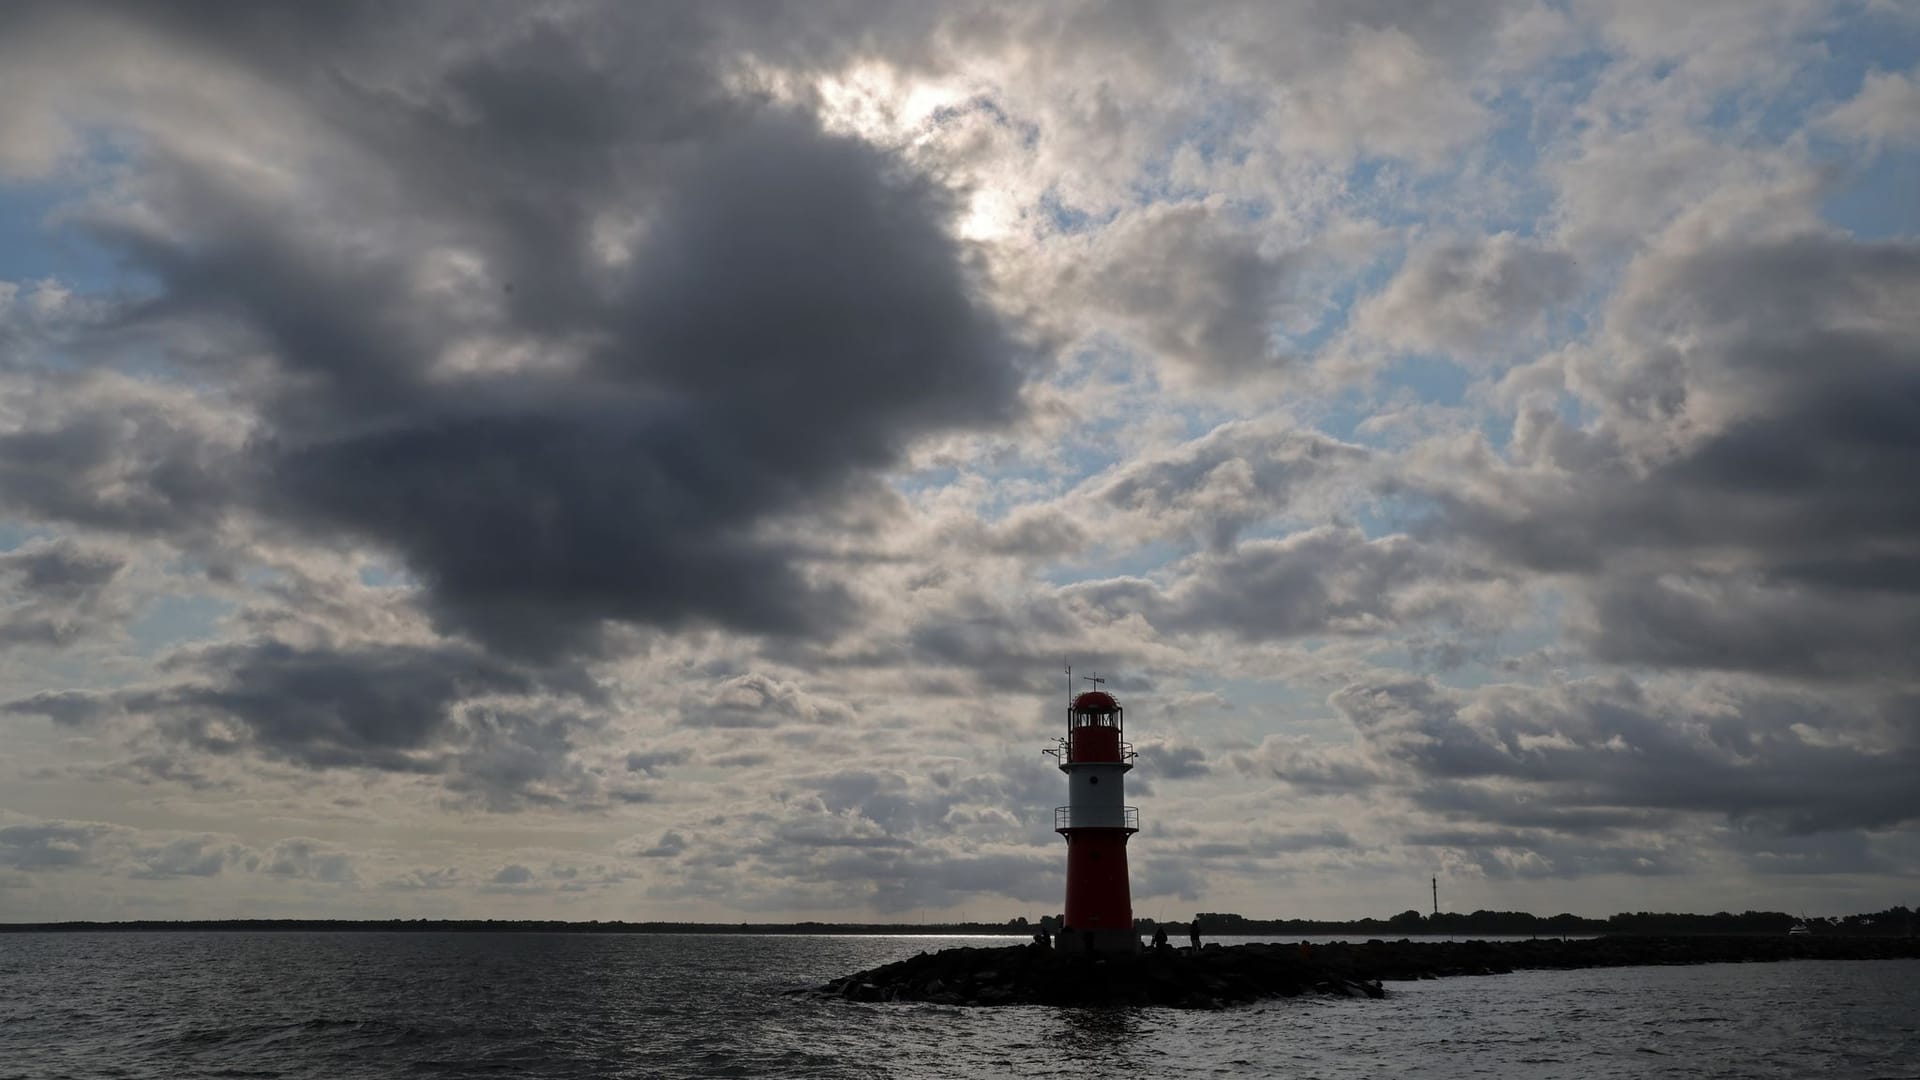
[0,919,1031,935]
[2,916,1913,937]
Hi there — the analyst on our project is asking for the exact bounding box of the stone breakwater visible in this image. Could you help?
[813,936,1920,1009]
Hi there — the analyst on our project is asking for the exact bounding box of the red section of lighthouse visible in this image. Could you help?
[1048,682,1139,953]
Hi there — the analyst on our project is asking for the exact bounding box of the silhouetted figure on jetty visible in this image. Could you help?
[1151,925,1169,952]
[1188,923,1201,952]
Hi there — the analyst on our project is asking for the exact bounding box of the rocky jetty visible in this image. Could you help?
[813,935,1920,1009]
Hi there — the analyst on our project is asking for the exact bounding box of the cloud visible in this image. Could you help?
[633,831,686,859]
[380,867,465,892]
[2,5,1028,668]
[128,641,570,768]
[0,1,1915,921]
[0,814,358,887]
[0,538,129,648]
[1069,525,1488,642]
[1089,420,1368,550]
[489,863,534,885]
[624,749,690,778]
[3,688,121,727]
[254,113,1025,659]
[260,838,356,883]
[679,673,855,730]
[1135,742,1211,780]
[1330,672,1920,835]
[1228,733,1385,793]
[0,820,118,871]
[0,280,104,367]
[26,639,619,809]
[0,375,245,547]
[129,835,240,879]
[1352,234,1580,359]
[1405,230,1920,679]
[1823,67,1920,147]
[1043,203,1297,381]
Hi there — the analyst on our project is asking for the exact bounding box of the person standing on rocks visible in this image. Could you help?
[1189,921,1201,952]
[1152,925,1169,952]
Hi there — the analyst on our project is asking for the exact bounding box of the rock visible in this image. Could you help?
[809,935,1920,1010]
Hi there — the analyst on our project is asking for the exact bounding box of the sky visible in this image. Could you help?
[1,0,1917,924]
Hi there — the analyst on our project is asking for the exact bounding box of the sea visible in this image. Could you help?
[2,932,1917,1079]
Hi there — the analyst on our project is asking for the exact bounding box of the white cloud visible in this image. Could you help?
[1824,67,1920,147]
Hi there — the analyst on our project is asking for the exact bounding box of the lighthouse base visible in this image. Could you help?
[1056,927,1141,955]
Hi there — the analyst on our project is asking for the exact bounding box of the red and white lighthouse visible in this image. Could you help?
[1048,675,1139,953]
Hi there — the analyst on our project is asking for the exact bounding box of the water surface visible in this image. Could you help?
[2,932,1915,1078]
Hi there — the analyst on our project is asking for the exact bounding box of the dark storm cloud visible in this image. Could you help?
[12,2,1027,663]
[0,538,128,648]
[0,537,120,592]
[1577,573,1920,679]
[60,640,614,808]
[1407,232,1920,680]
[0,534,124,641]
[259,113,1023,658]
[1330,672,1920,836]
[132,641,554,768]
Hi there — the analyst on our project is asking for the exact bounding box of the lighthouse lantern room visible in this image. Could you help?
[1046,672,1140,954]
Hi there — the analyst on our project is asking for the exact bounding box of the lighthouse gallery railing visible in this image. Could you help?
[1054,805,1139,831]
[1044,741,1136,765]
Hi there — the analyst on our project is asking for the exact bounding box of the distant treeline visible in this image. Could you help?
[0,919,1030,935]
[4,906,1914,936]
[1185,906,1918,937]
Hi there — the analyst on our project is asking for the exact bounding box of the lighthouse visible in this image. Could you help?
[1047,674,1139,953]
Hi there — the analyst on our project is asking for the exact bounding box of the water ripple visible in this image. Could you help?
[1,933,1917,1078]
